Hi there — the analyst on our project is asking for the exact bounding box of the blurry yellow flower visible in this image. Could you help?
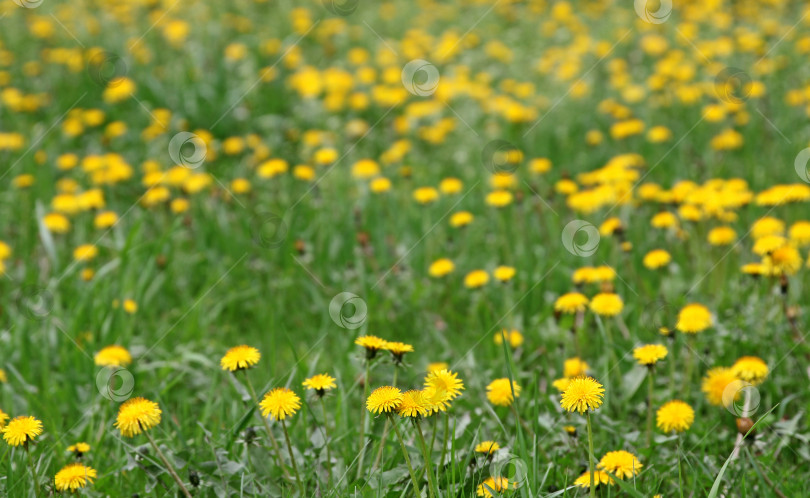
[555,293,589,314]
[493,265,516,282]
[675,303,712,333]
[73,244,98,262]
[633,344,668,366]
[494,329,523,348]
[450,211,474,227]
[731,356,768,385]
[589,293,623,316]
[574,470,613,489]
[413,187,439,204]
[439,177,463,194]
[475,440,500,454]
[486,378,521,407]
[94,345,132,367]
[485,190,513,207]
[397,390,430,418]
[701,367,739,406]
[563,357,589,378]
[529,157,552,174]
[598,450,642,479]
[370,177,392,193]
[428,258,455,278]
[643,249,671,269]
[464,269,489,288]
[656,400,694,433]
[103,77,136,103]
[708,226,736,246]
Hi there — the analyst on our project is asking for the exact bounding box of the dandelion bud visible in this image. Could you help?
[736,417,755,437]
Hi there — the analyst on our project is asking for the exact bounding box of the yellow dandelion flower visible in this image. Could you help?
[427,362,448,373]
[589,293,624,316]
[397,390,430,418]
[574,470,614,489]
[560,377,605,414]
[115,397,161,437]
[54,463,97,492]
[67,442,91,455]
[477,476,515,497]
[701,367,739,406]
[493,265,516,282]
[474,440,500,454]
[598,450,643,479]
[675,303,712,333]
[464,269,490,288]
[563,357,589,378]
[656,400,694,433]
[429,258,455,277]
[94,345,132,367]
[384,341,414,364]
[643,249,671,269]
[0,409,9,430]
[554,292,589,314]
[260,388,301,421]
[2,416,43,446]
[552,378,571,392]
[633,344,668,366]
[486,378,521,407]
[366,386,403,414]
[494,329,524,348]
[731,356,769,385]
[220,345,261,372]
[355,335,388,355]
[302,373,337,394]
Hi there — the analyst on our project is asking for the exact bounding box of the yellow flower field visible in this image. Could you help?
[1,0,810,495]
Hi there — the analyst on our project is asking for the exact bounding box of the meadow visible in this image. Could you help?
[1,0,810,496]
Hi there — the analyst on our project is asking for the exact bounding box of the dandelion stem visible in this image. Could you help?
[438,412,449,469]
[244,375,291,480]
[145,431,192,498]
[282,419,306,496]
[677,434,684,498]
[320,397,333,485]
[646,368,655,449]
[415,419,438,498]
[24,445,43,498]
[355,359,371,480]
[585,411,596,498]
[390,415,422,497]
